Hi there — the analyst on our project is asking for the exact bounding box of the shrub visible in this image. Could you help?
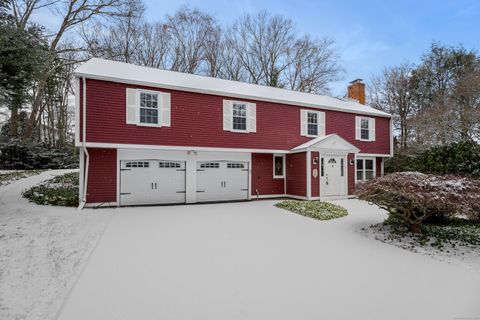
[23,172,79,206]
[0,141,78,170]
[356,172,480,232]
[385,140,480,177]
[275,200,348,220]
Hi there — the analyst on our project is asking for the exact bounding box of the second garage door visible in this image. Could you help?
[196,161,249,202]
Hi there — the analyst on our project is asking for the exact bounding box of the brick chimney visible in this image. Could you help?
[347,79,365,105]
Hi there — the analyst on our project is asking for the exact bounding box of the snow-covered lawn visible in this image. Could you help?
[2,173,479,320]
[58,200,480,320]
[0,170,112,320]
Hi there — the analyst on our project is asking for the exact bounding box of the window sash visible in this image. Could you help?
[307,112,318,136]
[139,92,159,125]
[356,158,375,182]
[232,103,247,131]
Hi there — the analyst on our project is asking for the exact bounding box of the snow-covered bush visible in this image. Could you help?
[275,200,348,220]
[356,172,480,232]
[23,172,79,206]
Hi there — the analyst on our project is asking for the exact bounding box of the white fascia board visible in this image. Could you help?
[78,73,391,118]
[78,142,290,154]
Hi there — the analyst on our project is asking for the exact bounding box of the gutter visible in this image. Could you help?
[78,77,89,210]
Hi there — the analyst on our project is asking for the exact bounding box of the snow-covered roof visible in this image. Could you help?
[75,58,391,118]
[292,134,360,153]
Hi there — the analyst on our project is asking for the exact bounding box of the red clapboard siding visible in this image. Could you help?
[348,153,355,195]
[82,79,390,154]
[286,152,306,196]
[251,153,284,196]
[376,157,383,177]
[86,148,117,203]
[311,151,320,197]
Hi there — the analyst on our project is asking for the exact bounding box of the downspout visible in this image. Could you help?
[78,77,89,210]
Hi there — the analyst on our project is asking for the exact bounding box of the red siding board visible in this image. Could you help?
[83,79,390,154]
[86,148,117,203]
[286,152,307,197]
[348,153,355,195]
[251,153,284,196]
[311,151,319,197]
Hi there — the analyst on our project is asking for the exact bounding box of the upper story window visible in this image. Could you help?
[232,103,247,131]
[126,88,171,127]
[307,112,318,136]
[301,110,325,137]
[223,100,256,133]
[355,116,375,141]
[356,158,375,182]
[139,92,159,125]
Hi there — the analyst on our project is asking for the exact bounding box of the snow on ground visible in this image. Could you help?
[360,223,480,273]
[0,170,112,320]
[57,199,480,320]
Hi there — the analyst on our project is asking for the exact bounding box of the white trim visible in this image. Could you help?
[77,142,290,154]
[306,151,312,199]
[358,153,391,157]
[75,60,392,119]
[273,154,286,179]
[255,194,287,199]
[390,118,394,156]
[355,156,376,183]
[74,77,80,145]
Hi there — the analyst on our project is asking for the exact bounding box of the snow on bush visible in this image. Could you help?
[356,172,480,232]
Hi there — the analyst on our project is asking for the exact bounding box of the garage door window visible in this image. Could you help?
[227,163,245,169]
[200,163,220,169]
[126,161,149,168]
[159,162,181,168]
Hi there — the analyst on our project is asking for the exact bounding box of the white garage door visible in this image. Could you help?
[120,160,186,206]
[196,161,249,202]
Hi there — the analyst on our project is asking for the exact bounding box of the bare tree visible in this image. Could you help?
[167,6,218,74]
[369,64,415,150]
[226,11,294,86]
[14,0,132,141]
[285,36,342,94]
[135,22,170,68]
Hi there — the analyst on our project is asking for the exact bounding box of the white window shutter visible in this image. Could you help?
[300,110,308,136]
[319,111,326,136]
[126,88,137,124]
[355,116,361,140]
[160,92,171,127]
[223,100,232,131]
[247,103,256,132]
[370,117,376,141]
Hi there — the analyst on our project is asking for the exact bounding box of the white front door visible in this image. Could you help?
[196,161,249,202]
[320,155,347,198]
[120,160,186,205]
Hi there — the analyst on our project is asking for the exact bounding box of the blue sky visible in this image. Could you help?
[144,0,480,96]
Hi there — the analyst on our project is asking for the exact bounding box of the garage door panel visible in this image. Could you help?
[196,161,248,202]
[120,160,185,206]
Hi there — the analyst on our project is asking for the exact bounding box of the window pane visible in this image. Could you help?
[357,171,363,181]
[340,158,344,176]
[365,170,374,180]
[365,159,374,170]
[274,156,283,176]
[139,108,158,124]
[361,119,369,129]
[321,158,324,176]
[308,123,318,136]
[233,117,246,130]
[356,159,363,169]
[361,129,369,140]
[232,104,247,130]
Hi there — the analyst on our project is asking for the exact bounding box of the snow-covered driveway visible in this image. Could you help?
[58,200,480,320]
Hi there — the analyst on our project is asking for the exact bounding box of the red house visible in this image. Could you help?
[75,58,392,207]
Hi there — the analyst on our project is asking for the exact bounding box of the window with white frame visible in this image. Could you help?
[307,112,318,136]
[360,118,369,140]
[356,158,375,182]
[139,92,159,125]
[232,103,247,131]
[301,110,325,137]
[355,116,375,141]
[273,155,285,178]
[223,100,256,132]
